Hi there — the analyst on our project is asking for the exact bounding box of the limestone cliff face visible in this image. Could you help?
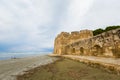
[54,32,70,55]
[54,28,120,58]
[54,30,93,55]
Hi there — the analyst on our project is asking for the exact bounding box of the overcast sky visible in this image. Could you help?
[0,0,120,52]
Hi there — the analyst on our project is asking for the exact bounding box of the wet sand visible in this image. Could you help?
[0,55,58,80]
[17,58,120,80]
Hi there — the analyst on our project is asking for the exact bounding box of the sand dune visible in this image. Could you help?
[0,55,58,80]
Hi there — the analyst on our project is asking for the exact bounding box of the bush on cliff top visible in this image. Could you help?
[93,26,120,36]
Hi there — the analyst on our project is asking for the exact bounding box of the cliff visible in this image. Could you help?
[54,30,93,55]
[54,28,120,58]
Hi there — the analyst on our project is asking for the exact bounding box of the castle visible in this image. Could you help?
[54,28,120,58]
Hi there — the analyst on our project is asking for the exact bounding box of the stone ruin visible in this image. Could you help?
[54,28,120,58]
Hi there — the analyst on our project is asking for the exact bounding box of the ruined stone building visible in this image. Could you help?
[54,28,120,58]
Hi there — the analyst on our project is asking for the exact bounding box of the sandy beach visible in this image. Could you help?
[17,58,120,80]
[0,55,58,80]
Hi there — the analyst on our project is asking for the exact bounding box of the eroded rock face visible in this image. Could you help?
[54,32,70,55]
[54,30,93,55]
[54,28,120,57]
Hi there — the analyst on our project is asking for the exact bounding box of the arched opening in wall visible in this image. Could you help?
[72,48,75,54]
[93,45,103,56]
[80,47,84,55]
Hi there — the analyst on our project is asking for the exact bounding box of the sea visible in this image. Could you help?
[0,52,50,60]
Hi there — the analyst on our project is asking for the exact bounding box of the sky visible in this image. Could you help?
[0,0,120,52]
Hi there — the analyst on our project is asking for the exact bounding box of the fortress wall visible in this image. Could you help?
[54,30,93,55]
[53,32,70,55]
[54,28,120,57]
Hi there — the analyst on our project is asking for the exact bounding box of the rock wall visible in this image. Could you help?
[54,30,93,55]
[54,28,120,57]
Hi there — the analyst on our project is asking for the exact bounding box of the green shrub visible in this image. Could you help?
[93,26,120,36]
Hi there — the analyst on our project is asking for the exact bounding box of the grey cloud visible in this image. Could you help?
[0,0,120,52]
[81,0,120,30]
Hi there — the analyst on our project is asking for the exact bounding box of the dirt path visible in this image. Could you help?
[0,55,58,80]
[63,55,120,65]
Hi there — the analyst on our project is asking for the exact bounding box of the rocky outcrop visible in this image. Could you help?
[54,28,120,58]
[54,30,93,55]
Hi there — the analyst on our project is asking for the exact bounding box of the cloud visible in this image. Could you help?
[59,0,95,32]
[80,0,120,30]
[0,0,69,52]
[0,0,120,52]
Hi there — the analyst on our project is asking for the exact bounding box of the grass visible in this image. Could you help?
[17,58,120,80]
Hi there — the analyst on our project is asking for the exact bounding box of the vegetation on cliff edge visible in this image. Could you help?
[93,26,120,36]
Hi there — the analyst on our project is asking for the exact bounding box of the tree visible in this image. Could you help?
[105,26,120,31]
[93,28,104,36]
[93,25,120,36]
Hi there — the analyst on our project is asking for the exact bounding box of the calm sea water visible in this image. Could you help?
[0,52,50,60]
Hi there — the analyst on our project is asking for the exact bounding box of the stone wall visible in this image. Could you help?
[54,30,93,55]
[54,28,120,57]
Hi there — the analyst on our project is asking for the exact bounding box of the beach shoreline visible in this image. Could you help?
[0,55,59,80]
[16,57,120,80]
